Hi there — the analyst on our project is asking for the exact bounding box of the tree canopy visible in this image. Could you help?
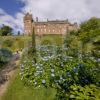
[0,25,13,36]
[80,17,100,32]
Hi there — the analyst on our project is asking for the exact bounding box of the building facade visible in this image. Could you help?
[24,13,78,36]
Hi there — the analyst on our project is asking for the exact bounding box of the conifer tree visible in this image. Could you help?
[32,27,36,63]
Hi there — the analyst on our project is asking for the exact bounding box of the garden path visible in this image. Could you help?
[0,53,21,98]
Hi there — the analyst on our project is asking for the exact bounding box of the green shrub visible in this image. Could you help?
[3,39,13,48]
[41,39,53,45]
[68,84,100,100]
[0,48,12,68]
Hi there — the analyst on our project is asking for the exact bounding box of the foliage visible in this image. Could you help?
[92,40,100,58]
[41,39,53,45]
[31,27,37,63]
[0,48,12,68]
[64,17,100,56]
[0,25,13,36]
[67,84,100,100]
[80,17,100,32]
[20,17,100,99]
[3,39,13,48]
[0,36,31,52]
[21,45,100,99]
[39,34,63,46]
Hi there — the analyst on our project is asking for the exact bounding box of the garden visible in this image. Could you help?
[1,17,100,100]
[20,17,100,100]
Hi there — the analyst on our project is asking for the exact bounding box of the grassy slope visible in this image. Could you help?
[36,34,63,45]
[0,35,63,52]
[2,69,56,100]
[0,36,31,52]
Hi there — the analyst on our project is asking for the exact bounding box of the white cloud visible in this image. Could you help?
[0,8,24,33]
[20,0,100,23]
[0,0,100,33]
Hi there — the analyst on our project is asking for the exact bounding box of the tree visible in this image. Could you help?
[32,27,36,63]
[92,40,100,58]
[17,31,20,36]
[0,25,13,36]
[27,27,36,63]
[80,17,100,33]
[75,17,100,55]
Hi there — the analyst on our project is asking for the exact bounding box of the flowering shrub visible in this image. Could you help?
[20,45,100,99]
[0,48,12,67]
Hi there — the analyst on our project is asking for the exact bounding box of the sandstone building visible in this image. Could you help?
[23,13,78,36]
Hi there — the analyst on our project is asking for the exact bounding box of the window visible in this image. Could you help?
[44,29,46,32]
[37,29,39,32]
[26,20,30,23]
[27,30,30,33]
[49,30,50,32]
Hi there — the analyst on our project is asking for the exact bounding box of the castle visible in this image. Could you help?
[23,13,78,36]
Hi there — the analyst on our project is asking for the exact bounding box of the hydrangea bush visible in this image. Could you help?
[20,45,100,99]
[0,48,12,67]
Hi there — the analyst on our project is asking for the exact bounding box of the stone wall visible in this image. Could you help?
[24,13,78,36]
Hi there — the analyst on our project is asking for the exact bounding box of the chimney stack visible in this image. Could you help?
[36,17,38,22]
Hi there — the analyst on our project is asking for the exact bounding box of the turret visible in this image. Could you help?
[23,12,34,35]
[73,22,78,30]
[36,17,38,22]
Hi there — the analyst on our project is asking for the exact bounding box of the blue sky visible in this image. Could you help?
[0,0,24,16]
[0,0,100,33]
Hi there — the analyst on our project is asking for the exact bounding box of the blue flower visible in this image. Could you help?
[96,58,100,62]
[67,72,71,77]
[78,63,84,68]
[42,80,46,84]
[84,79,89,83]
[60,63,64,67]
[60,76,63,80]
[42,57,49,61]
[73,67,78,73]
[51,69,54,73]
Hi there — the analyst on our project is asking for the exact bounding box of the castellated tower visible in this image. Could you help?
[23,13,34,35]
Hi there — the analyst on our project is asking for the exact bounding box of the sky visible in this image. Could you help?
[0,0,100,33]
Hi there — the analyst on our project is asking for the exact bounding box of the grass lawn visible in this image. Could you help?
[2,69,56,100]
[0,35,63,52]
[36,34,63,46]
[0,36,31,52]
